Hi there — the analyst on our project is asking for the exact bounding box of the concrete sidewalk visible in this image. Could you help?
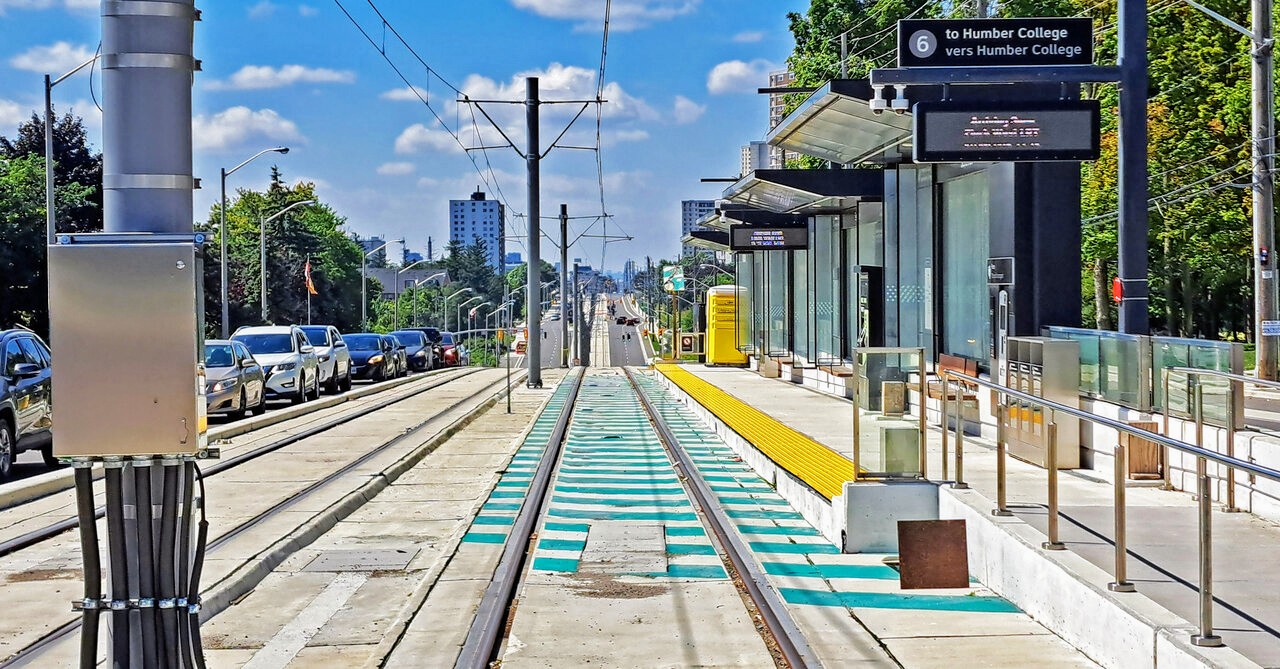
[674,365,1280,667]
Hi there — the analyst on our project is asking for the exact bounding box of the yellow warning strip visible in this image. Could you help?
[655,364,853,500]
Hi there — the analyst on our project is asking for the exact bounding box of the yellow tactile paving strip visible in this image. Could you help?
[655,364,854,500]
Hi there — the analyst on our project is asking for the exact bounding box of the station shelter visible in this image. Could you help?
[690,79,1083,393]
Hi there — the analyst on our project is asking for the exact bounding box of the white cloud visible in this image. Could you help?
[192,106,304,152]
[731,30,765,44]
[376,161,415,176]
[394,124,464,155]
[8,41,94,73]
[206,65,356,91]
[0,0,94,14]
[604,129,650,146]
[298,4,317,17]
[461,63,657,122]
[380,85,429,102]
[247,1,278,19]
[510,0,699,31]
[672,95,705,124]
[707,59,778,95]
[0,99,27,131]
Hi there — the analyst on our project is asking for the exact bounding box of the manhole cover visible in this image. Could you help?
[303,548,418,572]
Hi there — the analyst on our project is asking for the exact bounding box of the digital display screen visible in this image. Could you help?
[913,101,1100,162]
[729,225,808,251]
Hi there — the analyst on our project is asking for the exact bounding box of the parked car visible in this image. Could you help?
[439,331,461,367]
[343,333,395,382]
[615,316,627,325]
[407,327,444,370]
[300,325,353,394]
[0,329,54,477]
[232,325,319,404]
[203,339,266,419]
[391,330,435,372]
[381,335,408,377]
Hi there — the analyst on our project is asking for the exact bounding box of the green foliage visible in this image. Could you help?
[201,167,366,335]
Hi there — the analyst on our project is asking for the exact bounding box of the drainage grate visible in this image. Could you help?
[303,548,418,572]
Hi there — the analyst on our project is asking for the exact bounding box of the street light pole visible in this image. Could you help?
[525,77,543,388]
[360,238,403,330]
[410,272,446,328]
[219,146,289,337]
[559,204,569,368]
[457,296,483,335]
[391,259,430,329]
[259,200,313,324]
[44,56,99,249]
[443,287,474,331]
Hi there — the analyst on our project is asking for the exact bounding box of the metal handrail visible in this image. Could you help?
[940,368,1280,649]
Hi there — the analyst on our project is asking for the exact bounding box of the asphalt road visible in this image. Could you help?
[604,294,645,367]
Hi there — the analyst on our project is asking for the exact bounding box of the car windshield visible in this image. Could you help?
[342,335,382,351]
[299,327,329,346]
[234,333,293,355]
[382,337,399,349]
[421,328,440,343]
[204,344,235,368]
[393,332,423,347]
[441,333,455,345]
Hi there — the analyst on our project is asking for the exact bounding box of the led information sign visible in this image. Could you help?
[913,100,1101,163]
[898,18,1093,67]
[729,225,809,251]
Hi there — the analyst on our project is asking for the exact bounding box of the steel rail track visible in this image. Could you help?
[0,368,480,560]
[624,368,820,669]
[0,367,522,668]
[455,368,585,669]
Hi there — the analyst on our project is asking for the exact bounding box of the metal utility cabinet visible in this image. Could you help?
[1003,336,1080,469]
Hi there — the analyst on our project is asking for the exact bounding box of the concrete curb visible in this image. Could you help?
[200,371,529,623]
[942,487,1260,669]
[0,370,448,511]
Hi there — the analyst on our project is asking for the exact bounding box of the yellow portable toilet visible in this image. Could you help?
[705,285,748,366]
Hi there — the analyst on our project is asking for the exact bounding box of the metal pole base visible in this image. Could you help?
[1221,506,1241,513]
[992,509,1014,517]
[952,482,970,490]
[1042,541,1067,551]
[1191,634,1224,648]
[1108,581,1136,593]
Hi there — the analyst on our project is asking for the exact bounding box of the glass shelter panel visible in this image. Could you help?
[941,171,991,361]
[813,216,842,365]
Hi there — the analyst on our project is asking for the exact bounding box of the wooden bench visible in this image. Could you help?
[927,354,979,401]
[819,365,856,378]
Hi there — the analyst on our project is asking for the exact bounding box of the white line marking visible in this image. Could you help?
[242,572,368,669]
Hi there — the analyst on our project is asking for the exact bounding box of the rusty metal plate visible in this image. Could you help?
[897,519,969,590]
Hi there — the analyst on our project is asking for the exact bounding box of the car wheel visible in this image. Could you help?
[0,421,13,480]
[252,391,267,415]
[292,379,307,405]
[325,370,340,395]
[41,443,58,468]
[309,373,321,400]
[232,389,250,420]
[340,371,353,392]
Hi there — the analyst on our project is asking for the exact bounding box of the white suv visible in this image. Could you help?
[300,325,352,394]
[232,325,320,404]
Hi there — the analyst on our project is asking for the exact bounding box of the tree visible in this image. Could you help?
[200,168,366,335]
[0,155,92,334]
[0,110,103,235]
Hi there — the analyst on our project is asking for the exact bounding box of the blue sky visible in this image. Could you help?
[0,0,807,271]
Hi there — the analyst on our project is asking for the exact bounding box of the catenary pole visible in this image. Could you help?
[525,77,543,387]
[1253,0,1277,379]
[1116,0,1149,334]
[560,204,570,368]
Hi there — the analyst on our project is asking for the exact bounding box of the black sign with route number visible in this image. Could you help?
[898,18,1093,67]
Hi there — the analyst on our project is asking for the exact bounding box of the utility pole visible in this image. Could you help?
[1254,0,1277,379]
[525,77,543,388]
[1116,0,1150,335]
[573,262,581,365]
[560,204,570,368]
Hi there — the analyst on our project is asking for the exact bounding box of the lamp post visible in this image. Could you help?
[409,272,446,328]
[360,238,402,330]
[456,296,483,335]
[443,288,473,331]
[392,259,430,330]
[259,200,314,324]
[44,55,99,249]
[219,146,290,337]
[468,301,492,334]
[487,304,510,366]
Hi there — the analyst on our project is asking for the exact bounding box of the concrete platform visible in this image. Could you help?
[666,364,1280,668]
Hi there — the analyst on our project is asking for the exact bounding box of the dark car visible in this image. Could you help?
[391,330,435,372]
[404,327,444,370]
[204,340,267,419]
[616,316,627,325]
[439,331,461,367]
[0,329,54,477]
[343,333,395,382]
[381,335,409,377]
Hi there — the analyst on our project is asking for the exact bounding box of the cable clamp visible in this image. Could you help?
[175,597,188,609]
[187,601,202,614]
[159,456,182,467]
[158,598,177,610]
[69,458,95,469]
[71,598,103,611]
[102,457,126,470]
[131,456,154,467]
[108,599,130,611]
[198,447,222,460]
[136,597,156,609]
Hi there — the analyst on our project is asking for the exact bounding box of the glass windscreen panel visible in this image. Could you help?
[235,334,294,355]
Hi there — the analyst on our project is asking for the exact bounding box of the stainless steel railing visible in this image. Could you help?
[939,369,1280,648]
